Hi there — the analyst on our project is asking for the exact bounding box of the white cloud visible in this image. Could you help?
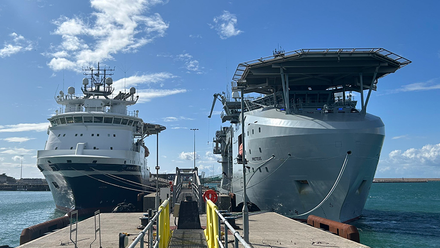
[392,135,408,140]
[163,116,194,122]
[12,155,24,162]
[210,11,243,39]
[1,148,33,155]
[377,143,440,177]
[112,72,176,91]
[174,53,203,74]
[164,117,178,122]
[0,123,48,133]
[0,33,33,58]
[47,0,169,71]
[179,151,199,161]
[136,88,187,103]
[2,137,35,143]
[394,78,440,93]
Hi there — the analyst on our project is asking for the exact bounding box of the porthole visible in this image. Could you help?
[91,134,94,136]
[75,134,78,137]
[265,167,269,172]
[113,134,116,137]
[70,147,73,149]
[252,129,254,134]
[259,127,261,133]
[55,147,58,150]
[249,149,251,154]
[58,134,60,137]
[97,134,100,137]
[80,134,83,136]
[259,148,262,153]
[63,134,66,137]
[93,147,96,149]
[110,147,113,150]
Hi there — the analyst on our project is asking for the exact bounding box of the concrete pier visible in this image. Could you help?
[17,211,368,248]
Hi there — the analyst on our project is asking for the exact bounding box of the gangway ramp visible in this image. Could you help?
[169,167,208,247]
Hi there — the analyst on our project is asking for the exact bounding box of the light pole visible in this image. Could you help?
[155,133,160,209]
[20,155,24,180]
[190,128,198,168]
[237,80,249,242]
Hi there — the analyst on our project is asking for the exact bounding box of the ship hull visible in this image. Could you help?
[39,162,150,216]
[229,109,384,223]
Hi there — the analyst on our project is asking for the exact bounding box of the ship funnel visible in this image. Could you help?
[105,77,113,85]
[67,87,75,95]
[82,78,89,86]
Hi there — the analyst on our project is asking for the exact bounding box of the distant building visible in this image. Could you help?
[0,173,17,184]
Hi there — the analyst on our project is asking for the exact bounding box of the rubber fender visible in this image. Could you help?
[307,215,360,242]
[20,215,70,245]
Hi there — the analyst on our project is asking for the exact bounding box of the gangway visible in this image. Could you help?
[172,167,203,213]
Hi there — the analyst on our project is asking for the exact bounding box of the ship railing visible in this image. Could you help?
[128,198,171,248]
[55,108,140,117]
[232,48,411,84]
[205,199,252,248]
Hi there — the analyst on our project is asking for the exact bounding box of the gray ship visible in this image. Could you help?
[209,48,410,222]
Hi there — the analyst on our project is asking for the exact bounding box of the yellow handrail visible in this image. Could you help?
[204,199,219,248]
[158,199,171,248]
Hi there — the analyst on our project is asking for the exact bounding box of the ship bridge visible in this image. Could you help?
[231,48,411,114]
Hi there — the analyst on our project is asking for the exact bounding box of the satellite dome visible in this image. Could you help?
[130,87,136,94]
[105,77,113,85]
[68,87,75,95]
[82,78,89,86]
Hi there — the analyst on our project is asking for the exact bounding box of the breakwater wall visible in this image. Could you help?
[0,184,49,191]
[373,178,440,183]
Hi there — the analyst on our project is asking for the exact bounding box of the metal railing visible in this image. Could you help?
[172,167,203,212]
[128,199,171,248]
[205,200,251,248]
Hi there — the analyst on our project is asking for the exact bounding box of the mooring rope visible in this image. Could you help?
[293,151,351,217]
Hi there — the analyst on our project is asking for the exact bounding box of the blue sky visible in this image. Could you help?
[1,0,440,179]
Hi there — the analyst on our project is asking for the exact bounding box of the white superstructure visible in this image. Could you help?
[37,65,165,215]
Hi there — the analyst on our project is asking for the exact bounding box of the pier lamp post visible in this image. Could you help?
[237,79,249,242]
[190,128,199,169]
[155,133,160,209]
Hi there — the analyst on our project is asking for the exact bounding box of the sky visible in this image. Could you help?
[1,0,440,179]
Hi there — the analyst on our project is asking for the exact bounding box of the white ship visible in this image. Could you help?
[37,65,165,216]
[210,48,410,222]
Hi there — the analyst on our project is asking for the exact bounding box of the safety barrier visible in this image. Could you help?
[204,199,252,248]
[20,215,70,245]
[128,199,171,248]
[307,215,359,242]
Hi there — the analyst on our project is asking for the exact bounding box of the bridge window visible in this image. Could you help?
[84,116,93,123]
[121,119,129,125]
[113,118,122,124]
[127,120,133,126]
[59,118,66,124]
[74,116,83,123]
[104,117,113,123]
[66,116,74,124]
[94,116,103,123]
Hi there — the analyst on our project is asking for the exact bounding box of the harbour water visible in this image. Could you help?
[1,182,439,247]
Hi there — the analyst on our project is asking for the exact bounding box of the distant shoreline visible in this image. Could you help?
[373,178,440,183]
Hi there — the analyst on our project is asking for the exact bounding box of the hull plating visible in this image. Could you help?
[230,109,384,222]
[39,162,149,216]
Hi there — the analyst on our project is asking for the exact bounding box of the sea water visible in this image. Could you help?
[1,182,440,247]
[0,191,64,247]
[352,181,440,247]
